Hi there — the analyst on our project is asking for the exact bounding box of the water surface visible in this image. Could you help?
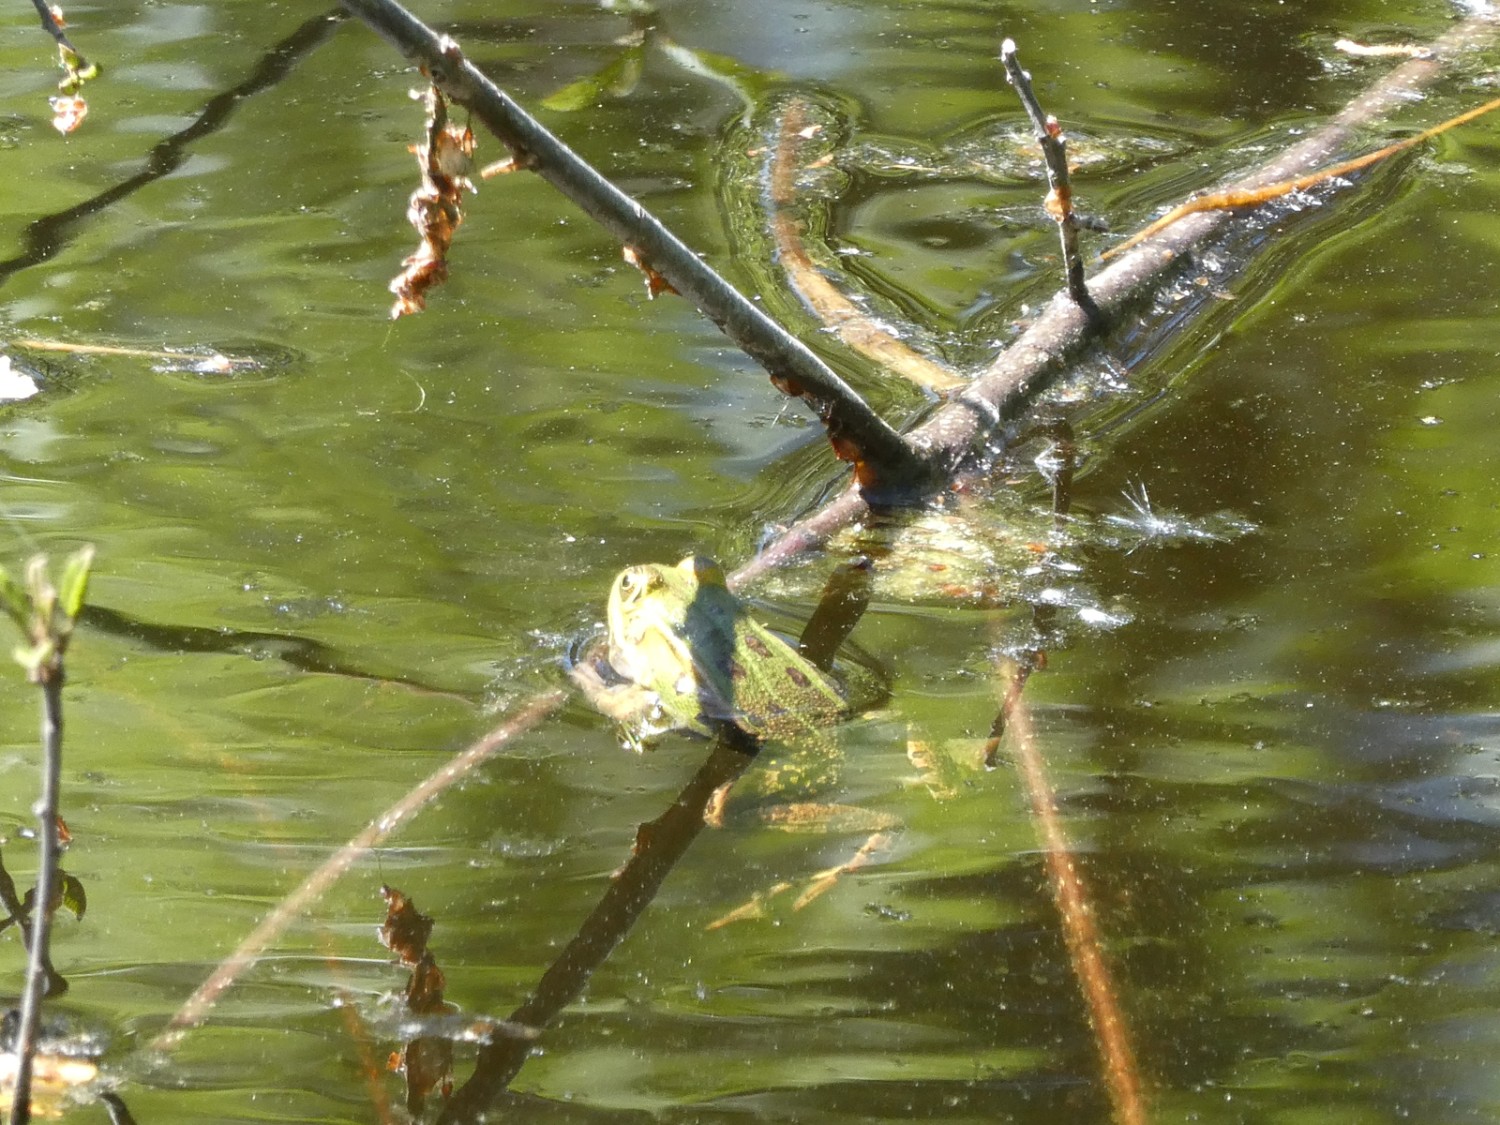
[1,0,1498,1121]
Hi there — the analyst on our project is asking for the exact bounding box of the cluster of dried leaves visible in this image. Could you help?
[378,885,455,1114]
[389,86,477,318]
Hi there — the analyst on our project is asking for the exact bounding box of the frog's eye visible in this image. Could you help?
[617,568,659,604]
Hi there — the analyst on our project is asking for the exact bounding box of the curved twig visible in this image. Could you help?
[758,97,968,394]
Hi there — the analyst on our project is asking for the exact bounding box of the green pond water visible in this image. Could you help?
[1,0,1499,1120]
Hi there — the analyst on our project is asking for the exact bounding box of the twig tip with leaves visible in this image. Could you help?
[34,3,99,135]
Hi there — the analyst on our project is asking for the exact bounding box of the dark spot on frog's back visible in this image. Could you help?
[744,633,772,658]
[730,659,747,682]
[785,666,812,689]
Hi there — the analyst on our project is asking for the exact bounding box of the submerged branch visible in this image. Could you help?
[759,98,967,394]
[439,731,761,1122]
[993,660,1146,1125]
[340,0,937,498]
[739,12,1498,585]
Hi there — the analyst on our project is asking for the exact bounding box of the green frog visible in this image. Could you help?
[573,555,978,926]
[571,554,847,754]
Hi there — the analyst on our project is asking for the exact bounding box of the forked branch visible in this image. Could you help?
[738,12,1499,584]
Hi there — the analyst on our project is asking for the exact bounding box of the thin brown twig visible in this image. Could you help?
[1101,93,1500,262]
[1000,39,1098,317]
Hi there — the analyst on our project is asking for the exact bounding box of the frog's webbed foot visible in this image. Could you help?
[704,811,898,929]
[791,829,895,910]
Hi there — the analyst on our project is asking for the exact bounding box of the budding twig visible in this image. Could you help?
[1000,39,1098,321]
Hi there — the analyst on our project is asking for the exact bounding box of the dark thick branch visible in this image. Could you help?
[340,0,937,498]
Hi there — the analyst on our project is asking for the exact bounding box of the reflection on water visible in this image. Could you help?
[0,0,1497,1120]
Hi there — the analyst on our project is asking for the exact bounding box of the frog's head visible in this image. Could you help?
[605,555,730,686]
[607,556,726,628]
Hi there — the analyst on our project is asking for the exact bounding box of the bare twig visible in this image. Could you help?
[1000,39,1098,319]
[1101,93,1500,262]
[339,0,938,498]
[7,679,63,1125]
[2,550,92,1125]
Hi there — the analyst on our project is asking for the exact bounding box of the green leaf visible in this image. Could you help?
[58,544,95,622]
[25,554,55,624]
[0,564,30,632]
[13,637,54,674]
[58,873,87,921]
[541,49,645,112]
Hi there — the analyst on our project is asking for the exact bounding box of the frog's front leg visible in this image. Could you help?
[570,658,670,754]
[570,659,654,722]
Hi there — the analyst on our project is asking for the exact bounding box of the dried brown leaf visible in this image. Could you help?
[378,883,433,966]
